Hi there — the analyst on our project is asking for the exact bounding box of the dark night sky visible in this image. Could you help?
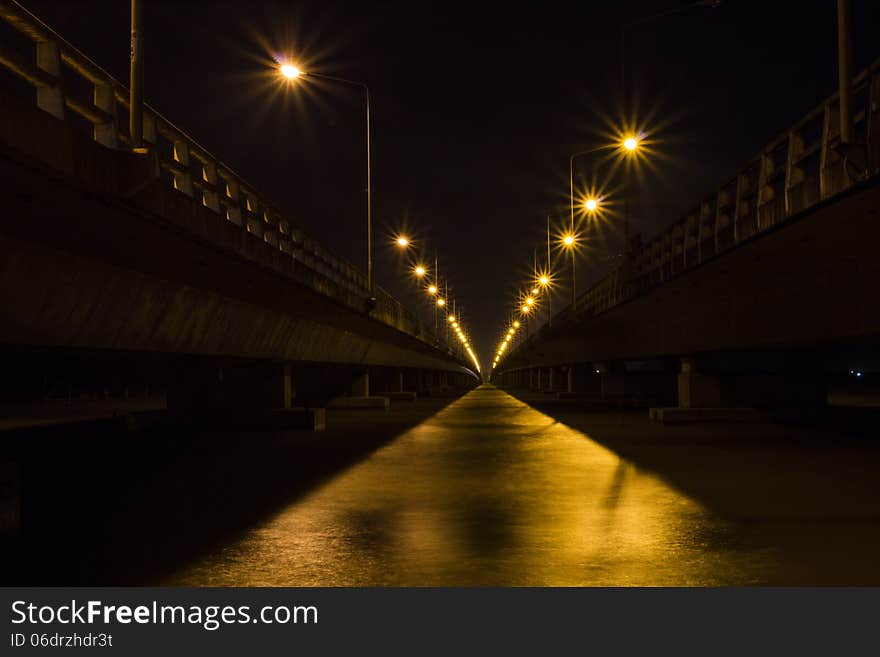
[20,0,880,369]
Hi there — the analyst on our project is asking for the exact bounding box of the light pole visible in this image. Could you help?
[129,0,145,153]
[544,215,552,326]
[568,145,610,310]
[278,64,374,298]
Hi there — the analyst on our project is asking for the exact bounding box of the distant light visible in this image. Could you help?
[563,235,575,246]
[623,136,639,151]
[396,236,410,247]
[414,265,426,277]
[428,285,438,295]
[525,297,535,306]
[539,275,550,286]
[508,328,515,335]
[585,198,598,212]
[436,298,445,307]
[531,287,539,295]
[448,315,456,323]
[521,304,530,313]
[280,63,301,79]
[513,321,520,328]
[595,369,600,374]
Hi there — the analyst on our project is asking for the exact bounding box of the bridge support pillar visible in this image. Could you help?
[168,361,324,430]
[328,369,389,410]
[546,367,555,392]
[677,358,720,409]
[566,365,586,393]
[351,370,370,397]
[595,363,626,401]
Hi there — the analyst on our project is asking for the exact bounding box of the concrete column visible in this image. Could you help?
[352,370,369,397]
[396,369,405,393]
[677,357,720,409]
[547,367,556,391]
[593,362,625,400]
[529,368,536,389]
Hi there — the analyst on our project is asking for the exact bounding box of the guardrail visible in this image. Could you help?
[0,0,458,359]
[529,56,880,345]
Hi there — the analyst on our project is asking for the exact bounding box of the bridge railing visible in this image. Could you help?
[544,57,880,336]
[0,0,456,358]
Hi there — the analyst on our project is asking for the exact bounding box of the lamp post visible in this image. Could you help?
[279,64,374,297]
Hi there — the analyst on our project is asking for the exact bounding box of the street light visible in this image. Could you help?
[584,197,599,212]
[277,61,374,296]
[280,63,301,79]
[427,284,438,296]
[395,235,410,248]
[623,136,639,152]
[413,264,426,278]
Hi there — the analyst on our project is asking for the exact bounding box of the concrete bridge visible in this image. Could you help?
[493,57,880,420]
[0,1,478,426]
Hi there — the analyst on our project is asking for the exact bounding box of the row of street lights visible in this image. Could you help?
[491,133,642,372]
[278,61,481,373]
[393,235,481,373]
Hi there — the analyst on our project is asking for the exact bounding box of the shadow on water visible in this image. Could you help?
[0,393,467,585]
[503,388,880,584]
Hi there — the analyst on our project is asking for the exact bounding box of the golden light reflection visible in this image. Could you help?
[170,388,736,586]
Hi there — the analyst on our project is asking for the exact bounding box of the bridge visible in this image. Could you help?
[2,1,880,588]
[0,0,478,428]
[492,57,880,421]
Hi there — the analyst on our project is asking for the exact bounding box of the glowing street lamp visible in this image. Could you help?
[623,136,639,152]
[395,235,410,248]
[280,63,301,79]
[436,297,445,307]
[277,61,374,296]
[584,197,599,212]
[539,275,550,286]
[428,284,438,296]
[414,265,426,278]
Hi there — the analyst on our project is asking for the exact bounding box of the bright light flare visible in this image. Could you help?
[563,235,575,247]
[584,198,599,212]
[395,236,410,248]
[279,63,302,79]
[413,265,426,278]
[428,285,438,295]
[436,298,445,307]
[623,136,639,152]
[539,275,550,286]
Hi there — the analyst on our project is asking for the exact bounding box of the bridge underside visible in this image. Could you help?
[503,180,880,369]
[0,95,472,379]
[497,180,880,411]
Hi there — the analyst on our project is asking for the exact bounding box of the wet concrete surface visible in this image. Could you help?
[169,384,880,586]
[5,383,880,585]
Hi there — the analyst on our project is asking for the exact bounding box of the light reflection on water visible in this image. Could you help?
[171,387,761,586]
